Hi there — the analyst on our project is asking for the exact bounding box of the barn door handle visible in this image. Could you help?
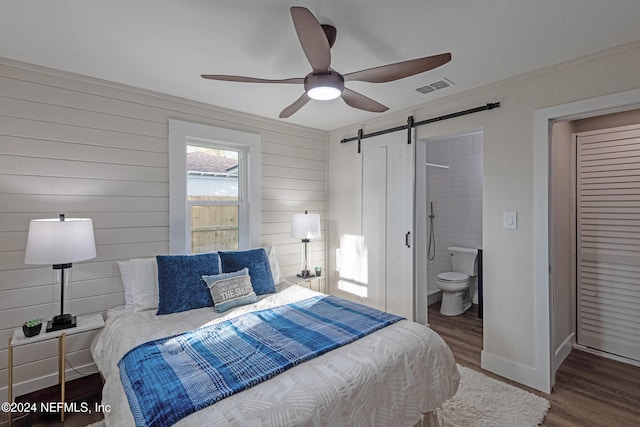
[405,231,411,248]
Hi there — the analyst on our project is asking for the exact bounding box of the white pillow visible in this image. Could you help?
[116,257,158,312]
[263,245,283,284]
[116,260,134,306]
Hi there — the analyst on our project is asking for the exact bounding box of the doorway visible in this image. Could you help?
[553,120,640,366]
[416,130,484,325]
[534,87,640,393]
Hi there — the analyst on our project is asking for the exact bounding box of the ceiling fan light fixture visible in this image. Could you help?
[305,71,344,101]
[308,85,342,100]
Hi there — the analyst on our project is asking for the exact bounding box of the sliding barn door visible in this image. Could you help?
[360,132,414,320]
[576,124,640,362]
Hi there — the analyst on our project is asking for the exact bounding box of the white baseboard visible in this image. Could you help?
[0,362,99,405]
[481,350,539,391]
[553,333,574,374]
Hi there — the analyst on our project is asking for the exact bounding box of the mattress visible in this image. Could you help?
[91,282,459,426]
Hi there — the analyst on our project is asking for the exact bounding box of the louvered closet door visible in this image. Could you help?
[577,124,640,362]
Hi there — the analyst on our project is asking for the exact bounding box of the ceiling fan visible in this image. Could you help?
[202,6,451,118]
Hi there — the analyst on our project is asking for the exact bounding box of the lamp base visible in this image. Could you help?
[46,314,77,333]
[297,270,312,278]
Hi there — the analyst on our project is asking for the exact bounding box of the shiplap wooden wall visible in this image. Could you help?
[0,57,327,402]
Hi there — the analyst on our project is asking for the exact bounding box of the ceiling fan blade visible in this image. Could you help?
[201,74,304,84]
[290,6,331,72]
[341,88,388,113]
[279,93,311,118]
[344,53,451,83]
[321,24,337,49]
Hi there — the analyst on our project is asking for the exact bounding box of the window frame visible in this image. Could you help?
[168,119,261,254]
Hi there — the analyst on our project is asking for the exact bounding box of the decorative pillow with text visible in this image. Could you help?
[202,268,258,313]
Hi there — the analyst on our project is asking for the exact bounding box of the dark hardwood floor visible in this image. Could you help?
[7,374,104,427]
[428,302,640,426]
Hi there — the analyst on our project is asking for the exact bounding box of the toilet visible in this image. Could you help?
[436,246,478,316]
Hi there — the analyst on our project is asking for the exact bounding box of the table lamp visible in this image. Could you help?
[291,211,321,278]
[24,214,96,332]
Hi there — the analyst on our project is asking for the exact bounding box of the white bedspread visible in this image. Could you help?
[91,283,459,426]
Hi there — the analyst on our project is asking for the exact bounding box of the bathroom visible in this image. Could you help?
[415,130,484,322]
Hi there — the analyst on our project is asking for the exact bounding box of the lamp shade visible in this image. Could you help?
[24,217,96,265]
[291,213,321,240]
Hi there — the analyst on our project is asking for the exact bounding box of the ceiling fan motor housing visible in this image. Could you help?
[305,71,344,100]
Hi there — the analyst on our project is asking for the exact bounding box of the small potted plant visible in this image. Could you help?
[23,318,43,337]
[314,266,322,277]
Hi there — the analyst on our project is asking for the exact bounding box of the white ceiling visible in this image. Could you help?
[2,0,640,131]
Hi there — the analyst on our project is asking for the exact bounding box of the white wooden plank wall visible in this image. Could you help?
[0,58,327,401]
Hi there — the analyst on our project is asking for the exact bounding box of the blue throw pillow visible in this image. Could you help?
[218,248,276,295]
[156,253,219,315]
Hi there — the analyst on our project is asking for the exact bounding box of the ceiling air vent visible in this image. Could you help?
[416,78,455,94]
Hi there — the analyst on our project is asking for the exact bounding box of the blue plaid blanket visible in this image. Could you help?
[118,295,403,427]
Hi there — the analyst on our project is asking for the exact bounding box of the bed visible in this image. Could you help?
[91,248,459,426]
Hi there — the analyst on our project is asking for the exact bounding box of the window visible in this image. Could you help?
[169,120,261,254]
[187,145,240,253]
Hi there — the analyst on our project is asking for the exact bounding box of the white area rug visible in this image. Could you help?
[86,365,550,427]
[439,364,550,427]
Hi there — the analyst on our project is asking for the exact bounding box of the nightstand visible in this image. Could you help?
[287,275,326,293]
[7,313,105,425]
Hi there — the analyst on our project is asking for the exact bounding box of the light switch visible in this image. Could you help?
[503,212,517,229]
